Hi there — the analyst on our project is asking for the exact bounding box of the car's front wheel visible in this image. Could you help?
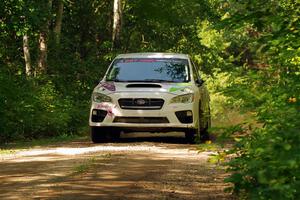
[185,129,196,144]
[200,107,211,141]
[90,127,120,143]
[185,107,211,143]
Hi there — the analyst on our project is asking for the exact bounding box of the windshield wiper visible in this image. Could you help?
[143,79,176,83]
[106,79,129,82]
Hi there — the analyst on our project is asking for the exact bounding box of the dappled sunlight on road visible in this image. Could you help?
[1,133,215,162]
[0,134,233,200]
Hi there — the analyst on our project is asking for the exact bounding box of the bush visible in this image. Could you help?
[0,70,90,143]
[225,70,300,199]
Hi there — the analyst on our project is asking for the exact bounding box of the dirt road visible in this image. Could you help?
[0,133,233,200]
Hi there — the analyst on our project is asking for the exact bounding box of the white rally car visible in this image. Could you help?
[89,53,211,143]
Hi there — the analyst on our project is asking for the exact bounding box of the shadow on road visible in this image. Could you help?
[118,132,187,144]
[0,132,233,200]
[0,152,231,200]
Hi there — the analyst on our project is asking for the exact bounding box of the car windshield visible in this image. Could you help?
[106,58,190,83]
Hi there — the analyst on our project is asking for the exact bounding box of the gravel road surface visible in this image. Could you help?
[0,132,233,200]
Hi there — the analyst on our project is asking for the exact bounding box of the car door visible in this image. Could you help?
[190,59,210,127]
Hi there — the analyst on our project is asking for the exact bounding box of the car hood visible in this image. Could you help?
[94,82,194,95]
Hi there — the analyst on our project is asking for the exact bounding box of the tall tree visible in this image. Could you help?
[23,34,32,76]
[37,0,53,74]
[112,0,122,49]
[54,0,64,45]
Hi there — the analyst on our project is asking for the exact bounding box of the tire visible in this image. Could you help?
[185,106,211,144]
[91,127,106,143]
[200,107,211,142]
[200,125,210,142]
[105,130,121,142]
[90,127,120,143]
[185,129,196,144]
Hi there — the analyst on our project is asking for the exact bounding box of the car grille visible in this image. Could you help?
[118,98,164,110]
[113,117,169,124]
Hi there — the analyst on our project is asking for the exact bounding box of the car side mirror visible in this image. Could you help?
[196,79,205,86]
[94,80,100,85]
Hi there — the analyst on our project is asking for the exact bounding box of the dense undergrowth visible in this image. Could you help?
[0,71,90,142]
[212,1,300,199]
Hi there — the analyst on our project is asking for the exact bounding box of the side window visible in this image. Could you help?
[190,59,200,81]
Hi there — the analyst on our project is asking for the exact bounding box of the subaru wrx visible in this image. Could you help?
[89,53,211,143]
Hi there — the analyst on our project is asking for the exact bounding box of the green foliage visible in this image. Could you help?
[202,69,238,119]
[0,69,90,143]
[0,0,114,143]
[0,0,221,143]
[205,0,300,199]
[123,0,214,52]
[223,69,300,199]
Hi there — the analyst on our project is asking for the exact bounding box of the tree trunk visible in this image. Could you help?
[54,0,64,45]
[112,0,122,49]
[37,0,52,74]
[38,32,48,74]
[23,34,32,76]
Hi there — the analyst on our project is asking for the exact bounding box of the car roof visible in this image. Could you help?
[115,53,189,60]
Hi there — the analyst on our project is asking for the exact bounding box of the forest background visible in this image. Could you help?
[0,0,299,199]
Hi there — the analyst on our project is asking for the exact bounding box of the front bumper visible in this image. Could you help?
[89,92,199,130]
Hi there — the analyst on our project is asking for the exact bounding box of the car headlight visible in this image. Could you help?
[170,93,194,104]
[92,93,112,103]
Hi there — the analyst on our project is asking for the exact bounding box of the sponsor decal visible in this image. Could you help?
[177,83,192,86]
[121,59,158,63]
[169,87,184,92]
[168,83,192,93]
[96,103,115,117]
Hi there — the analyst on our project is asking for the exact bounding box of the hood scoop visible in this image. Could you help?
[126,83,162,88]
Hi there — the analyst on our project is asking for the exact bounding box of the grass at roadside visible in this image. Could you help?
[200,109,255,165]
[0,133,88,155]
[72,157,98,174]
[197,142,220,152]
[72,153,112,175]
[0,149,18,155]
